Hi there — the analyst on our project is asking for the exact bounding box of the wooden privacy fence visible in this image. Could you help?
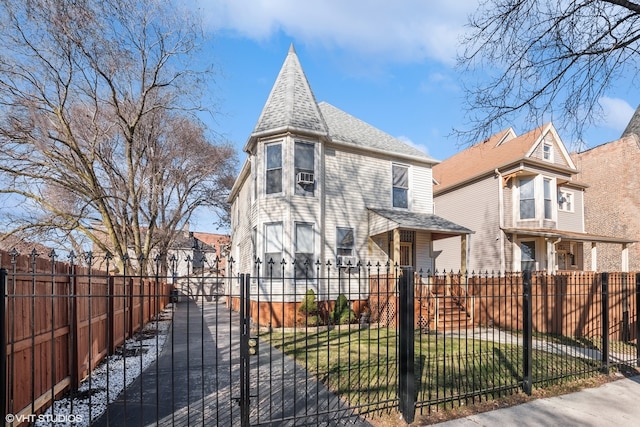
[0,249,172,422]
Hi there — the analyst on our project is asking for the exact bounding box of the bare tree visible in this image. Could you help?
[0,0,237,272]
[457,0,640,144]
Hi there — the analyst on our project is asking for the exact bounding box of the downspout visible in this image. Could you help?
[495,169,506,272]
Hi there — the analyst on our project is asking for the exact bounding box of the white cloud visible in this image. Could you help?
[397,135,429,155]
[192,0,478,65]
[598,97,635,131]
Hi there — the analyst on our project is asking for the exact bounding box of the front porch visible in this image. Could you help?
[503,227,636,272]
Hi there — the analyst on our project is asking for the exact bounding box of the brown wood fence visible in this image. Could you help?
[1,250,172,421]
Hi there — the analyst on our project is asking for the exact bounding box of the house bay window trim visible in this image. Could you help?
[264,222,284,278]
[392,162,410,209]
[518,176,536,220]
[265,141,283,195]
[294,140,316,197]
[294,222,315,280]
[517,175,557,222]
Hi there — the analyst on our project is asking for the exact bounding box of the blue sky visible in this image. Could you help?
[188,0,638,232]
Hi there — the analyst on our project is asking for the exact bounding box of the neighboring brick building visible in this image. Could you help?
[571,113,640,272]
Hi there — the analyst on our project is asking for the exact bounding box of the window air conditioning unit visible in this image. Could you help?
[337,255,357,267]
[296,171,314,185]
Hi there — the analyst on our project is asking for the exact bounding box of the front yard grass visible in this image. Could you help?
[266,326,606,416]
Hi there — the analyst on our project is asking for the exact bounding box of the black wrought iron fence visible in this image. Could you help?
[1,248,639,426]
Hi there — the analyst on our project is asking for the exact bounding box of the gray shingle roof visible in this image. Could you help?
[252,44,328,136]
[621,105,640,138]
[368,208,473,235]
[248,45,437,163]
[319,102,436,161]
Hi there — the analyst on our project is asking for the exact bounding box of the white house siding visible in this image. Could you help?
[530,133,571,168]
[556,186,585,232]
[411,163,434,214]
[415,231,434,273]
[434,176,501,272]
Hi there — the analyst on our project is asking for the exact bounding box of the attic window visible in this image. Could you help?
[543,143,553,162]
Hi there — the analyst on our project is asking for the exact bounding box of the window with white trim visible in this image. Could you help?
[392,164,409,208]
[336,227,354,257]
[519,177,535,219]
[294,141,315,196]
[294,222,314,278]
[543,178,553,220]
[266,143,282,194]
[521,241,536,271]
[543,143,553,161]
[558,190,574,212]
[264,222,283,277]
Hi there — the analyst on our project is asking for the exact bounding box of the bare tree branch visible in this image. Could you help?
[0,0,237,273]
[457,0,640,145]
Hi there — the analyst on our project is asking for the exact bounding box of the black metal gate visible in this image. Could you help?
[3,248,637,426]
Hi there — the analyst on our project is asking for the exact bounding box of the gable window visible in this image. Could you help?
[294,141,315,196]
[264,222,283,277]
[543,143,553,161]
[295,223,314,278]
[392,164,409,208]
[558,190,574,212]
[266,143,282,194]
[521,241,536,271]
[543,178,553,220]
[519,177,535,219]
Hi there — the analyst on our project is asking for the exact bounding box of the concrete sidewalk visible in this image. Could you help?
[426,375,640,426]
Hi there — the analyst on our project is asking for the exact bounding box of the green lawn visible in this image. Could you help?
[266,327,603,414]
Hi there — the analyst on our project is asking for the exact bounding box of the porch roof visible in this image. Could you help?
[501,227,636,244]
[368,208,473,241]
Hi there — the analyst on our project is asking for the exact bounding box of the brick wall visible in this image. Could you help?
[571,136,640,271]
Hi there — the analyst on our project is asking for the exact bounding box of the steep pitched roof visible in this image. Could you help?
[319,102,436,162]
[433,123,574,194]
[249,44,328,141]
[621,104,640,138]
[244,45,436,164]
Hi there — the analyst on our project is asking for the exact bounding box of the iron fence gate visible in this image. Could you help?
[2,248,639,426]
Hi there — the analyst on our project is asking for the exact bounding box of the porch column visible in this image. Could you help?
[622,243,629,273]
[393,228,401,267]
[460,234,468,274]
[591,242,598,272]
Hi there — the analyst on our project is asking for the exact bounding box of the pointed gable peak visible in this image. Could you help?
[621,104,640,138]
[250,45,328,141]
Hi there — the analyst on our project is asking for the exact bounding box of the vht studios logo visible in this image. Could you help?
[5,413,84,424]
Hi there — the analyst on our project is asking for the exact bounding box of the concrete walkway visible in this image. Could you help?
[427,374,640,426]
[96,299,372,426]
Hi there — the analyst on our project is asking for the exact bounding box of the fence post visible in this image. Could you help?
[398,267,415,424]
[1,268,7,424]
[601,272,610,374]
[239,274,250,427]
[636,273,640,367]
[522,270,533,395]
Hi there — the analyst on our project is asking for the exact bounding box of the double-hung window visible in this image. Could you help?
[392,164,409,208]
[294,141,315,196]
[558,190,574,212]
[266,143,282,194]
[543,143,553,161]
[519,177,535,219]
[336,227,354,257]
[295,223,314,278]
[264,222,283,277]
[543,178,553,220]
